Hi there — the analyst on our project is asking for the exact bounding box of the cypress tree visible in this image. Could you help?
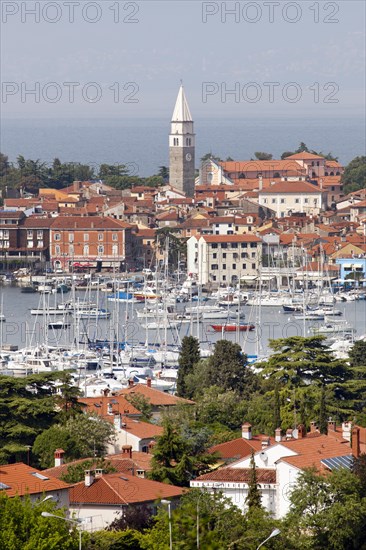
[177,336,200,398]
[245,451,262,510]
[273,382,281,434]
[318,385,328,434]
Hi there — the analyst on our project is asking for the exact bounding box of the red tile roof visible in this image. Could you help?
[277,434,351,471]
[51,216,128,230]
[118,384,194,407]
[195,467,276,483]
[0,463,69,497]
[259,181,321,194]
[209,436,273,460]
[78,395,141,418]
[69,472,183,505]
[220,160,306,173]
[285,152,325,160]
[118,420,163,439]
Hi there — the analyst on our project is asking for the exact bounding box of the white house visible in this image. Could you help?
[191,421,359,519]
[187,234,262,285]
[258,181,323,218]
[107,415,163,454]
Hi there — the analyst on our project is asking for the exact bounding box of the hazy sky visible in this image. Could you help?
[1,0,365,119]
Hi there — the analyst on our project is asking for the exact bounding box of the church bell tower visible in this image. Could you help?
[169,85,195,197]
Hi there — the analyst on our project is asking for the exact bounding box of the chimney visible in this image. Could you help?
[351,427,360,458]
[148,440,156,454]
[114,414,122,430]
[146,377,152,388]
[275,428,282,443]
[54,448,65,467]
[73,180,81,192]
[286,429,293,440]
[242,422,252,440]
[95,468,104,478]
[122,445,133,459]
[261,437,270,449]
[342,421,352,442]
[84,470,94,487]
[297,424,306,439]
[310,421,318,433]
[328,418,336,432]
[258,174,263,191]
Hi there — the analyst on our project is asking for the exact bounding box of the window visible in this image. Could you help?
[84,233,89,241]
[222,275,226,281]
[54,233,61,241]
[37,230,43,239]
[55,245,60,255]
[232,263,236,269]
[68,233,74,243]
[27,241,33,248]
[314,198,318,205]
[252,263,256,269]
[112,233,118,241]
[223,264,227,270]
[250,243,257,248]
[248,226,252,231]
[241,243,247,248]
[241,252,247,258]
[27,230,33,239]
[69,244,74,254]
[112,244,118,255]
[213,253,217,259]
[263,199,267,204]
[280,198,285,204]
[3,241,9,248]
[231,243,238,248]
[212,275,216,281]
[235,226,238,231]
[223,253,227,259]
[304,198,309,204]
[98,245,104,255]
[272,198,276,204]
[211,243,218,249]
[83,245,89,256]
[215,231,219,235]
[251,252,256,258]
[295,198,300,204]
[98,233,103,241]
[221,243,227,248]
[242,263,246,269]
[37,241,43,248]
[211,264,218,270]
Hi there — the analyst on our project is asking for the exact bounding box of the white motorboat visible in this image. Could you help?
[74,308,111,319]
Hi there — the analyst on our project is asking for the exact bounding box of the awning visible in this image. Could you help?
[260,275,276,281]
[240,275,257,281]
[343,263,353,269]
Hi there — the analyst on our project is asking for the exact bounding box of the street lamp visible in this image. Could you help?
[160,499,173,550]
[41,512,83,550]
[36,495,55,505]
[256,528,281,550]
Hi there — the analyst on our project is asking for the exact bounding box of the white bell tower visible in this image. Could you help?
[169,85,195,197]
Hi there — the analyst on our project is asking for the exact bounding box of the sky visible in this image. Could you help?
[1,0,365,119]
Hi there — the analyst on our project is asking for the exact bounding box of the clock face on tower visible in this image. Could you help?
[185,153,192,161]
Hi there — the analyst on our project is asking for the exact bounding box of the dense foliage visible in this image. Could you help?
[341,155,366,193]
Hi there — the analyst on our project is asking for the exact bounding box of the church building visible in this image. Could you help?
[169,85,195,197]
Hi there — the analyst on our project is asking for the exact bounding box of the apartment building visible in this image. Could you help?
[187,234,262,285]
[49,217,133,271]
[258,181,323,218]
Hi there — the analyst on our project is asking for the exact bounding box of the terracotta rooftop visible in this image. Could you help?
[195,467,276,484]
[278,434,351,471]
[0,462,69,497]
[119,384,194,407]
[209,436,274,461]
[259,181,321,194]
[50,216,128,230]
[285,152,325,160]
[78,395,141,418]
[69,472,183,505]
[117,420,163,439]
[220,160,306,173]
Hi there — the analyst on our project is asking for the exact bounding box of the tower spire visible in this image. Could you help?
[171,84,193,122]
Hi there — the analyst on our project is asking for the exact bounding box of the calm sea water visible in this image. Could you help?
[1,286,365,357]
[1,117,365,177]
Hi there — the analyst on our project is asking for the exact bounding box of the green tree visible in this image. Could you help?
[318,385,328,434]
[349,341,366,367]
[273,382,281,434]
[60,458,117,483]
[177,336,200,398]
[245,451,262,510]
[0,373,60,464]
[140,489,247,550]
[200,152,222,163]
[33,413,115,468]
[341,156,366,193]
[125,393,152,421]
[55,372,85,419]
[148,418,215,486]
[0,493,80,550]
[285,467,366,550]
[157,166,169,181]
[108,504,153,532]
[86,530,143,550]
[254,152,273,160]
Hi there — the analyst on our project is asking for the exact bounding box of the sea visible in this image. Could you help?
[1,117,365,177]
[1,286,365,358]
